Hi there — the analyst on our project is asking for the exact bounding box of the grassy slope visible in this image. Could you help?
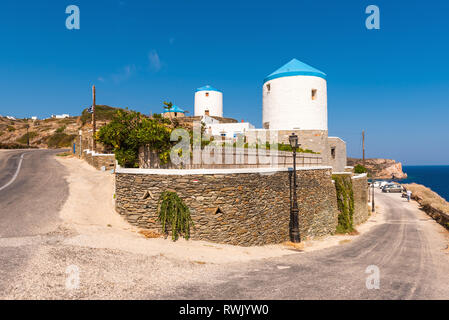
[0,105,120,149]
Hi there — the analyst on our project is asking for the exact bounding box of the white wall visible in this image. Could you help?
[201,115,220,125]
[206,122,255,138]
[262,75,327,131]
[194,90,223,117]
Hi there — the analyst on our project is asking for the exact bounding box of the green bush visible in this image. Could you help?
[97,109,172,168]
[46,133,77,148]
[354,164,368,174]
[55,125,66,133]
[17,132,38,144]
[0,143,37,149]
[333,174,355,233]
[158,191,194,241]
[7,126,15,132]
[80,105,121,124]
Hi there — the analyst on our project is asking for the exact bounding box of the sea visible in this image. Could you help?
[400,166,449,202]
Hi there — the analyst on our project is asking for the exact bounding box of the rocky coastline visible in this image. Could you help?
[347,158,407,179]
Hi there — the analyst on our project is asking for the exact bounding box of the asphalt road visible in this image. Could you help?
[157,190,449,300]
[0,149,68,237]
[0,149,68,293]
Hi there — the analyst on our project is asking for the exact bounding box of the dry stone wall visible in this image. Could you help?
[352,174,369,226]
[115,167,339,246]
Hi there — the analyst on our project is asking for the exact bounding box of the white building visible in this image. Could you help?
[201,115,220,125]
[206,122,255,139]
[194,85,223,117]
[52,114,70,119]
[262,59,327,131]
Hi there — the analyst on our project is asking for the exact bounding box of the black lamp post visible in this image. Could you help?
[288,133,301,243]
[372,181,375,213]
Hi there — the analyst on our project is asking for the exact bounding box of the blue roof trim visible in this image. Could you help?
[263,58,326,83]
[264,70,326,83]
[196,85,221,92]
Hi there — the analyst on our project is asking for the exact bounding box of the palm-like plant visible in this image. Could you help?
[163,101,173,120]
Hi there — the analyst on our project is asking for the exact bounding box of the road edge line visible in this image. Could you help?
[0,153,25,191]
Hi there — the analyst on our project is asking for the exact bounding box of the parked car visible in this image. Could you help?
[372,181,383,188]
[382,184,403,193]
[378,181,390,189]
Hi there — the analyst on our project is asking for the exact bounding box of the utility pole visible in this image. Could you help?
[92,85,96,152]
[362,130,365,166]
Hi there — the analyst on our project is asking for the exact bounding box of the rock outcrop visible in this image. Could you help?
[347,158,407,179]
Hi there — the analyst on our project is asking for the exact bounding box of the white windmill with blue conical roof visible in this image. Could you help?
[262,58,327,131]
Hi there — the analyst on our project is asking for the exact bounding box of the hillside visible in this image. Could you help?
[0,105,120,149]
[347,158,408,179]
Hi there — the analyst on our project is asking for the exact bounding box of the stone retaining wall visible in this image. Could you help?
[115,167,339,246]
[352,174,369,225]
[82,149,116,171]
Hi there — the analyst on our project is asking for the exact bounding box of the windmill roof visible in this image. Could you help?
[264,58,326,83]
[196,85,221,92]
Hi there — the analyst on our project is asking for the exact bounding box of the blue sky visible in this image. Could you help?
[0,0,448,165]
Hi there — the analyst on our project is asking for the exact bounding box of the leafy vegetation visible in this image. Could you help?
[354,164,368,174]
[16,131,38,145]
[158,191,194,241]
[55,125,66,133]
[333,174,355,233]
[46,133,77,148]
[56,152,72,157]
[7,126,15,132]
[97,109,172,168]
[0,143,38,149]
[80,105,121,124]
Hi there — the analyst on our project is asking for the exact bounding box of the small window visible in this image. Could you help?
[266,84,271,92]
[205,92,209,97]
[205,110,210,116]
[312,89,317,100]
[331,147,336,159]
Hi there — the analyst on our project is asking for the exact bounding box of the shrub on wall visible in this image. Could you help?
[96,109,172,168]
[354,164,368,174]
[158,191,194,241]
[333,174,355,233]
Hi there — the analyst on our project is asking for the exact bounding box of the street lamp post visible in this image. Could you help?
[288,133,301,243]
[372,181,375,212]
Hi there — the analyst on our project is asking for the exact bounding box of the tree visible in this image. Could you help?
[163,101,173,120]
[96,109,172,168]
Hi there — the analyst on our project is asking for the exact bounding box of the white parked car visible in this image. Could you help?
[379,181,390,189]
[372,181,382,188]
